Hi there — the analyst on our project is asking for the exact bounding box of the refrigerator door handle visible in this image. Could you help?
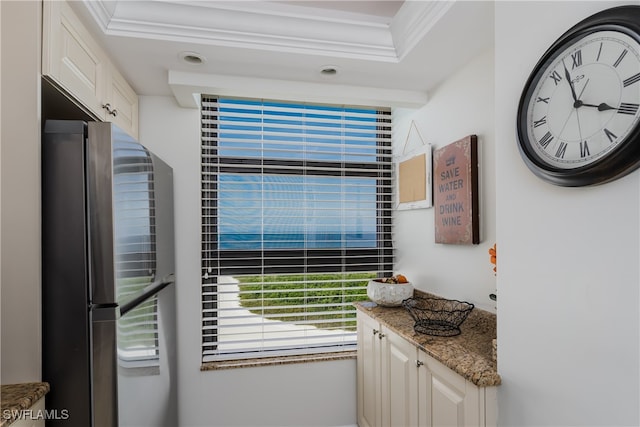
[119,273,175,316]
[87,123,117,305]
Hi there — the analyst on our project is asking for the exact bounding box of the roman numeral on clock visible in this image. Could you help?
[571,50,582,69]
[604,128,617,143]
[614,49,628,68]
[549,70,562,85]
[596,42,603,62]
[580,141,590,158]
[555,142,567,159]
[536,96,550,104]
[618,103,639,115]
[533,116,547,128]
[539,131,554,149]
[623,73,640,87]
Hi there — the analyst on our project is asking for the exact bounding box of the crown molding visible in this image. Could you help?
[391,1,455,61]
[168,70,428,109]
[82,0,116,30]
[82,0,397,61]
[81,0,458,62]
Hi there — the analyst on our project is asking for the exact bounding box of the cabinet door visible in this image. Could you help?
[357,311,381,427]
[381,326,419,427]
[427,356,481,427]
[107,64,139,139]
[9,398,46,427]
[417,351,432,427]
[42,1,108,119]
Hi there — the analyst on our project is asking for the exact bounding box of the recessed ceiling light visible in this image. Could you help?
[320,65,339,76]
[179,51,207,65]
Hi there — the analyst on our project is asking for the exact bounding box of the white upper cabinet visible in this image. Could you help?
[107,63,139,139]
[42,0,107,115]
[42,1,139,139]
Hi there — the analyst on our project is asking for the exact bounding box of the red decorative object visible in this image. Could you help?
[489,243,497,274]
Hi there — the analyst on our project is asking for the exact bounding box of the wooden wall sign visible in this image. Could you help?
[433,135,479,244]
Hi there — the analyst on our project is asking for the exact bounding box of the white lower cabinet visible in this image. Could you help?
[358,310,421,427]
[9,398,45,427]
[357,311,382,427]
[383,323,421,427]
[357,311,497,427]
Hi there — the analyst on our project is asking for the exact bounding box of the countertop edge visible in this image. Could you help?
[1,382,50,427]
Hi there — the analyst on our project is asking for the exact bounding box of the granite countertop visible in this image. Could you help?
[355,291,500,387]
[1,382,50,427]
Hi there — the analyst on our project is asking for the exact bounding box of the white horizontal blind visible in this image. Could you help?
[113,141,159,362]
[201,96,393,361]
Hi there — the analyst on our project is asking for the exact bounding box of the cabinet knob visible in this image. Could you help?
[416,360,424,368]
[372,329,379,336]
[378,333,385,339]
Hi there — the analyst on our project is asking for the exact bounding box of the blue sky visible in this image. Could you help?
[216,98,382,250]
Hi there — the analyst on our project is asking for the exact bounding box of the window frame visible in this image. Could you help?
[200,96,393,362]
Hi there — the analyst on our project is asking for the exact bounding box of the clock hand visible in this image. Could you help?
[579,102,616,111]
[569,77,591,108]
[563,61,580,107]
[597,103,616,111]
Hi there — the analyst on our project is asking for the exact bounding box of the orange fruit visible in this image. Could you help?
[395,274,408,283]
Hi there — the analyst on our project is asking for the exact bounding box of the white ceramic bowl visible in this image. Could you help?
[367,279,414,307]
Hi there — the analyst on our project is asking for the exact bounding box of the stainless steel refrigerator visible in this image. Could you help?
[42,120,178,427]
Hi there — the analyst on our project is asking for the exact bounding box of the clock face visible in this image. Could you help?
[517,6,640,186]
[525,29,640,170]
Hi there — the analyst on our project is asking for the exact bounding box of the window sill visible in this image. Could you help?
[201,350,356,371]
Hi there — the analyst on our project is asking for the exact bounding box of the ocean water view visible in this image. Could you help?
[219,232,377,249]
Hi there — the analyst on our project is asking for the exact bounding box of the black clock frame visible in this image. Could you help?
[516,6,640,187]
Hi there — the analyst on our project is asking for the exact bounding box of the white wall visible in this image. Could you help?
[0,0,42,384]
[393,50,497,312]
[140,48,495,427]
[139,96,357,427]
[495,2,639,426]
[140,3,640,423]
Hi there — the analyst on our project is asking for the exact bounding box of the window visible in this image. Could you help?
[201,96,393,362]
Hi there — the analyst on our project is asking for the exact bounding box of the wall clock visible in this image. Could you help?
[517,6,640,186]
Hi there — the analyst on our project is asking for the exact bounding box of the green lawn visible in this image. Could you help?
[236,272,373,330]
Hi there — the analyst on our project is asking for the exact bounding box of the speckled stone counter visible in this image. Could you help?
[355,291,500,387]
[1,382,50,427]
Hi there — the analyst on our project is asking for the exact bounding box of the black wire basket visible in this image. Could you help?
[402,297,474,337]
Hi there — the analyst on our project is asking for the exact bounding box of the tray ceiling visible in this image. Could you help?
[72,1,494,107]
